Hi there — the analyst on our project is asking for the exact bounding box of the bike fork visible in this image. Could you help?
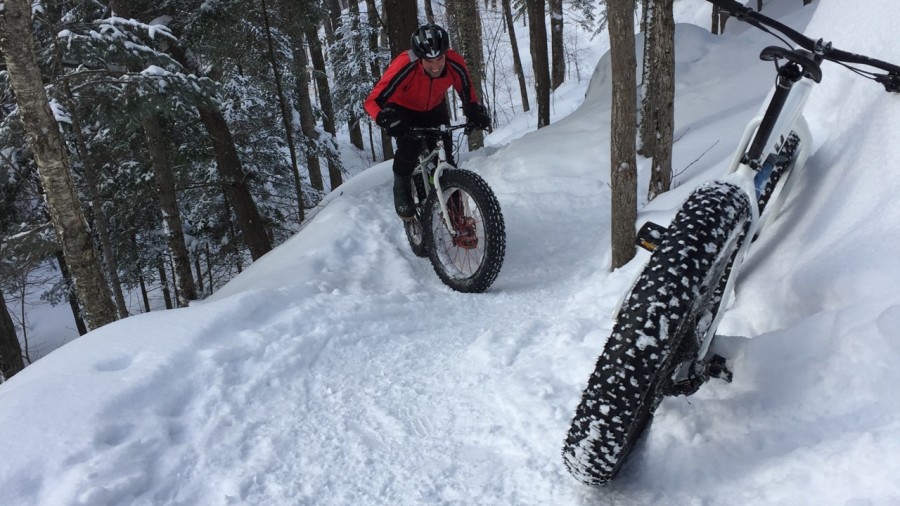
[431,146,463,235]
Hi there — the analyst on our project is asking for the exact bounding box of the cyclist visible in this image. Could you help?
[364,23,492,220]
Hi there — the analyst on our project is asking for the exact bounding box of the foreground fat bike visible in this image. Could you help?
[401,124,505,293]
[562,0,900,486]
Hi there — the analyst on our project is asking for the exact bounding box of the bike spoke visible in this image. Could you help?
[432,189,486,278]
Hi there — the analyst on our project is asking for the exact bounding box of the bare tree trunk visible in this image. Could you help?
[166,46,274,260]
[0,288,25,381]
[502,0,530,112]
[222,189,245,276]
[157,259,173,310]
[194,254,204,296]
[139,274,151,313]
[447,0,487,149]
[56,251,88,336]
[306,32,338,137]
[608,0,638,269]
[383,0,419,57]
[549,0,565,90]
[169,255,180,306]
[641,0,650,33]
[53,63,129,319]
[424,0,435,23]
[316,12,363,151]
[365,0,395,161]
[1,0,117,330]
[526,0,551,128]
[197,104,278,254]
[262,0,316,209]
[324,0,341,44]
[142,113,198,306]
[638,0,657,157]
[205,244,214,293]
[108,0,272,261]
[644,0,675,201]
[293,33,326,191]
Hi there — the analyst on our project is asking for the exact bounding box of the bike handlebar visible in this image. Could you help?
[707,0,900,92]
[406,123,483,139]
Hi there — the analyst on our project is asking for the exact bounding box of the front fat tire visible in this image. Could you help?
[562,182,753,486]
[424,169,505,293]
[404,176,429,257]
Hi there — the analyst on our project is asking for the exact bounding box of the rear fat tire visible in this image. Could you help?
[562,182,753,486]
[423,169,505,293]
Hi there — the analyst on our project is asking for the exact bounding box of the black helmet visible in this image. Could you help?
[410,24,449,59]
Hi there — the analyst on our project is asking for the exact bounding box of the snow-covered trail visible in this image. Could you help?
[5,2,900,505]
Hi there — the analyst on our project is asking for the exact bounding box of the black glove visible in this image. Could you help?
[376,105,408,138]
[465,103,491,131]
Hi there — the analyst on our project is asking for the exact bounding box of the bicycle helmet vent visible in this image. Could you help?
[411,24,449,59]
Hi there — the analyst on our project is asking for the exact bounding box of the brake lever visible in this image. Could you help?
[876,72,900,93]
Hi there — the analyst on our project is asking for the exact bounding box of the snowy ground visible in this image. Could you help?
[3,1,900,505]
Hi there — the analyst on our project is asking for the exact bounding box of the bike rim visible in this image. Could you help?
[430,188,487,279]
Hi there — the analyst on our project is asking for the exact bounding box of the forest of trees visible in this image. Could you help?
[0,0,603,381]
[2,0,802,381]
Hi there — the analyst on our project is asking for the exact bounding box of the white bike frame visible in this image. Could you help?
[696,56,816,361]
[723,77,814,236]
[412,131,460,233]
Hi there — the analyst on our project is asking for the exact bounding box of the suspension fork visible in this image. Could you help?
[431,139,459,234]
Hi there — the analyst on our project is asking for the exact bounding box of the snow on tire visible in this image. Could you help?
[562,181,753,486]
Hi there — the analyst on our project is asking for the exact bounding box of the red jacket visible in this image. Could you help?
[364,49,479,119]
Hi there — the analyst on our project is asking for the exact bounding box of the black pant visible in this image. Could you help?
[392,101,454,178]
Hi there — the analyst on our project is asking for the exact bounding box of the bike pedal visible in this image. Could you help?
[636,221,667,252]
[707,354,733,383]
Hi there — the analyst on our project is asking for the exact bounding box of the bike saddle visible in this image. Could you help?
[759,46,823,83]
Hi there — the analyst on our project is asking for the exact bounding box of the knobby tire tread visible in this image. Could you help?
[562,182,753,486]
[424,169,505,293]
[404,176,429,257]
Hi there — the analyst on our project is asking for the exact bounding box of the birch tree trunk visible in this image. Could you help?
[0,0,117,329]
[53,55,129,318]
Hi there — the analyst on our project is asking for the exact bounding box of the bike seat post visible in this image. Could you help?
[744,59,807,167]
